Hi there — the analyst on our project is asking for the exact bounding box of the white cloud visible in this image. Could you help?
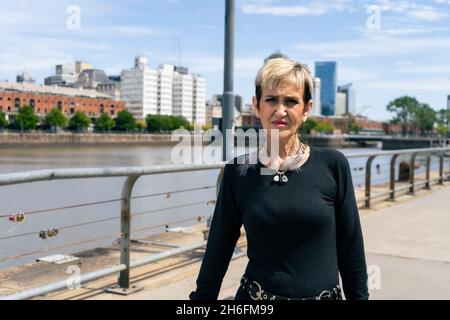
[184,55,264,76]
[407,8,448,21]
[339,67,372,81]
[241,0,355,16]
[295,34,450,59]
[395,64,450,75]
[364,78,450,91]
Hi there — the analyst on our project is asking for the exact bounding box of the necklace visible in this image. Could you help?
[273,170,288,183]
[270,142,309,184]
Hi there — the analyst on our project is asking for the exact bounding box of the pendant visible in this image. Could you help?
[273,171,288,183]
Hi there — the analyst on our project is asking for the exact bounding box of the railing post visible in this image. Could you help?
[409,153,418,194]
[365,156,376,209]
[118,176,140,290]
[425,154,431,190]
[389,154,399,201]
[439,153,444,185]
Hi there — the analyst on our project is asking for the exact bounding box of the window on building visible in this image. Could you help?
[57,101,62,111]
[100,104,104,113]
[30,99,35,110]
[7,106,11,112]
[14,98,20,111]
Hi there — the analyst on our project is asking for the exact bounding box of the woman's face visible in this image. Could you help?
[252,82,312,140]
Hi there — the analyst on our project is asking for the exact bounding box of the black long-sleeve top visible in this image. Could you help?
[189,146,369,300]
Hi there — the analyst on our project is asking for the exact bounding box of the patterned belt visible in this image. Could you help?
[240,275,342,301]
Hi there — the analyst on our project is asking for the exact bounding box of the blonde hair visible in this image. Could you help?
[255,58,313,107]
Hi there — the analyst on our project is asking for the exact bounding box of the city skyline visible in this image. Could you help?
[1,0,450,121]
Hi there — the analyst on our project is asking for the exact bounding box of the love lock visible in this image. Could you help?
[39,230,47,239]
[9,213,25,223]
[47,228,59,237]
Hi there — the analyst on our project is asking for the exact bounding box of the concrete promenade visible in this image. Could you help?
[46,182,449,300]
[3,182,448,300]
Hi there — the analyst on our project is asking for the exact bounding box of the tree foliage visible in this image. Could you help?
[69,111,91,132]
[12,105,39,131]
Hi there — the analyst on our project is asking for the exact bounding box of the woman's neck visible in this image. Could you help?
[259,134,302,170]
[265,135,300,159]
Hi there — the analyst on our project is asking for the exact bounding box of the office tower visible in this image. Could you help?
[315,61,337,116]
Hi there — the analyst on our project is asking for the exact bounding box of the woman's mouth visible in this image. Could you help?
[271,120,289,128]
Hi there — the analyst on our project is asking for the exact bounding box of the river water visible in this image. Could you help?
[0,144,445,269]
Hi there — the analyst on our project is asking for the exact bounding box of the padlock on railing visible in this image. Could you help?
[8,213,25,223]
[39,228,59,239]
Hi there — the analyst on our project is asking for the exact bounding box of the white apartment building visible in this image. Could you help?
[157,64,174,116]
[121,57,157,120]
[121,57,206,124]
[173,72,193,122]
[192,75,206,126]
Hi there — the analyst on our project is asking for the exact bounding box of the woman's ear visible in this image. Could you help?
[303,100,313,122]
[252,96,260,119]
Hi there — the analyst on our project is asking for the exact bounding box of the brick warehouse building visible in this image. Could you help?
[0,81,125,121]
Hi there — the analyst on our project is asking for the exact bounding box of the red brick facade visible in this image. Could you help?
[0,91,125,118]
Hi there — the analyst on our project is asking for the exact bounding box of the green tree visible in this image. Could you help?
[436,124,449,137]
[436,109,450,127]
[115,110,137,132]
[411,103,436,136]
[69,111,91,132]
[387,96,420,136]
[96,112,115,132]
[315,121,334,134]
[0,111,8,129]
[145,114,191,132]
[45,107,68,131]
[348,121,362,134]
[13,105,39,131]
[298,118,317,135]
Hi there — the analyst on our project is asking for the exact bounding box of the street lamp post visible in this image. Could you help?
[222,0,235,162]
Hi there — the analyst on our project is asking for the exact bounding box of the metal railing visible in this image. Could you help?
[0,147,449,300]
[342,147,450,208]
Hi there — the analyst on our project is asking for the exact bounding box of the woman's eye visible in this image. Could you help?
[286,99,299,107]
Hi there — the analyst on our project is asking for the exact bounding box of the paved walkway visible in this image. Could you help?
[41,183,450,300]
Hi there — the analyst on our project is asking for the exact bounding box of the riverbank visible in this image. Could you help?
[0,132,369,148]
[0,132,180,148]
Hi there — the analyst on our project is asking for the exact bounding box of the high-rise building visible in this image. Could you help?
[172,71,193,122]
[16,71,36,84]
[157,64,174,116]
[192,75,206,126]
[315,61,337,116]
[312,77,321,116]
[337,83,355,115]
[44,63,77,86]
[447,95,450,131]
[336,92,347,116]
[121,57,206,124]
[121,56,158,120]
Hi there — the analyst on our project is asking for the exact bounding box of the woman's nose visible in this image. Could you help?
[274,103,287,117]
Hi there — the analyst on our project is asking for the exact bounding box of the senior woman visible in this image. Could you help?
[189,57,369,300]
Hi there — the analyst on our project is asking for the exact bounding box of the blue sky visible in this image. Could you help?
[1,0,450,121]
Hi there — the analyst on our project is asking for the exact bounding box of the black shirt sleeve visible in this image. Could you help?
[334,151,369,300]
[189,164,243,300]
